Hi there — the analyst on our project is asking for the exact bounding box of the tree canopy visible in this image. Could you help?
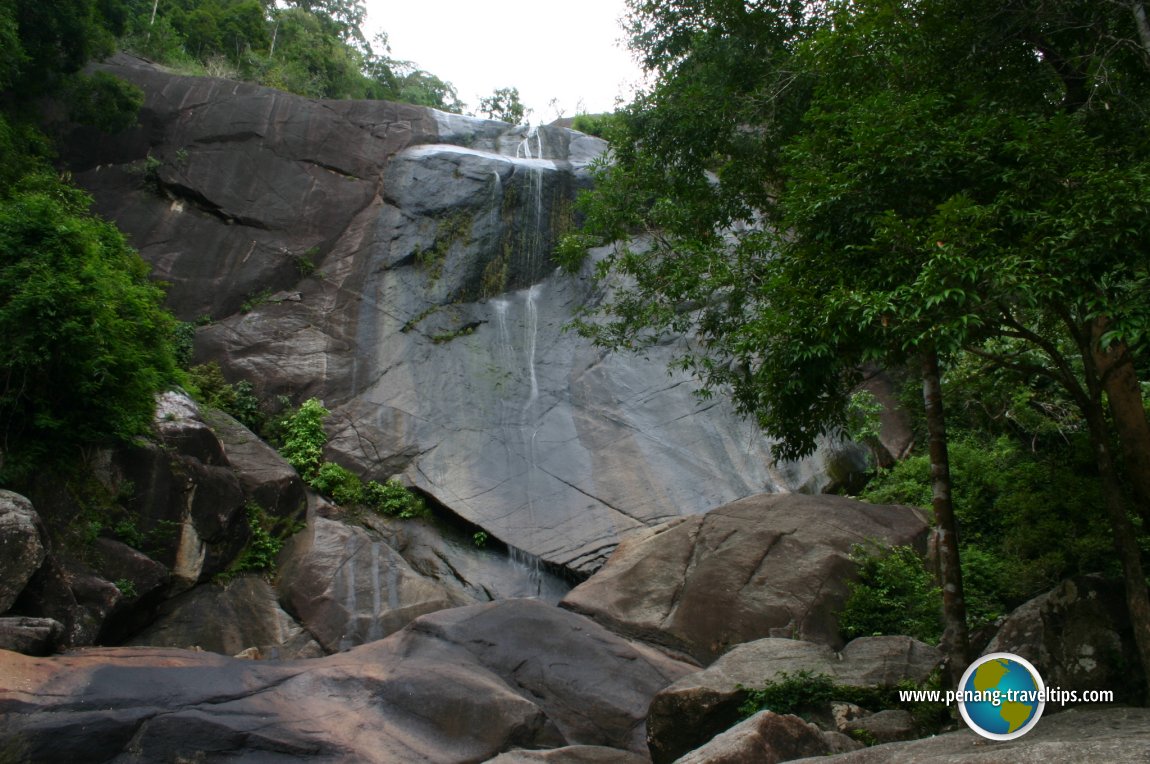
[565,0,1150,691]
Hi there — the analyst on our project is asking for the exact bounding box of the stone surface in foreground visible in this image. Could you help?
[0,599,693,762]
[789,706,1150,763]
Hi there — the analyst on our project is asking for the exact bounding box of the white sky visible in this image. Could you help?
[364,0,645,123]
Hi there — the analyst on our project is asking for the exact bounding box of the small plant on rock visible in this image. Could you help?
[279,398,329,481]
[312,462,365,506]
[364,478,428,519]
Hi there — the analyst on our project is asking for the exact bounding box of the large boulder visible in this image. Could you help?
[984,575,1144,707]
[65,55,862,581]
[396,599,696,753]
[277,515,473,652]
[200,407,307,526]
[487,747,649,763]
[560,493,930,664]
[113,391,248,591]
[646,636,941,764]
[127,574,321,659]
[0,491,46,613]
[671,711,839,764]
[788,706,1150,763]
[0,616,64,655]
[0,599,695,762]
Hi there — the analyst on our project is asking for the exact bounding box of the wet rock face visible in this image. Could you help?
[68,55,864,580]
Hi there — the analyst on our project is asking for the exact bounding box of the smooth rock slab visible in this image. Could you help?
[486,746,649,763]
[789,706,1150,763]
[561,494,931,664]
[0,599,695,762]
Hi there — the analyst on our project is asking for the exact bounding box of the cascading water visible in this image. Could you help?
[492,284,549,596]
[515,125,544,160]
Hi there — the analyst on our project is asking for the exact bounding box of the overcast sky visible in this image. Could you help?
[363,0,645,123]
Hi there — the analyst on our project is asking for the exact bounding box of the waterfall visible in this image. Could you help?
[339,547,357,651]
[515,126,544,160]
[367,542,382,642]
[522,284,540,418]
[493,299,513,373]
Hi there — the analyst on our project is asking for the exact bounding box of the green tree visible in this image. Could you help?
[567,0,1150,692]
[478,86,529,125]
[0,175,178,481]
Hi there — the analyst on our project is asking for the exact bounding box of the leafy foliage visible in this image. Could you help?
[570,112,616,138]
[274,398,428,517]
[737,669,946,734]
[839,545,943,645]
[228,502,285,576]
[277,397,329,481]
[862,434,1111,603]
[478,87,529,125]
[363,478,427,519]
[0,174,178,482]
[183,362,264,432]
[114,0,466,110]
[311,461,364,505]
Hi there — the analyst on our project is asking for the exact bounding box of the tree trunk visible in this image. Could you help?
[1080,396,1150,702]
[1090,327,1150,528]
[1132,2,1150,64]
[921,348,970,688]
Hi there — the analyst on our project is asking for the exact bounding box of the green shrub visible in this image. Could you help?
[571,112,617,138]
[861,433,1111,604]
[278,398,329,481]
[0,174,178,483]
[364,478,427,519]
[312,462,364,506]
[228,502,284,577]
[839,545,943,645]
[738,670,947,735]
[183,362,264,432]
[172,321,196,369]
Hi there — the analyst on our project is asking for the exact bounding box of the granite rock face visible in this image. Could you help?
[67,55,864,579]
[560,493,931,664]
[0,599,694,762]
[984,574,1145,707]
